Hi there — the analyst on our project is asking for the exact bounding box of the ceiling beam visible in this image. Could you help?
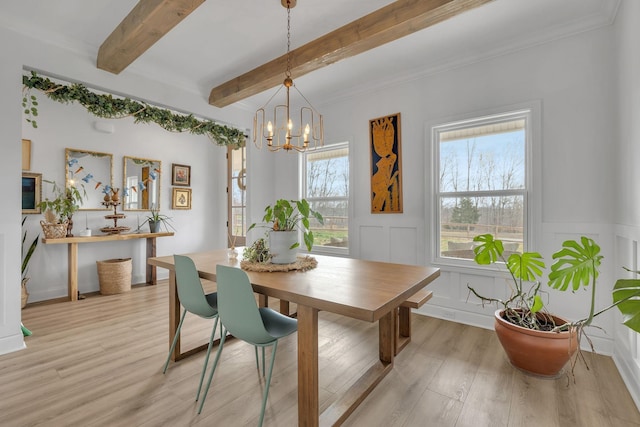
[97,0,206,75]
[209,0,493,107]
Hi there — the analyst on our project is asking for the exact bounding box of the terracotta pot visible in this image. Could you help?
[494,309,578,377]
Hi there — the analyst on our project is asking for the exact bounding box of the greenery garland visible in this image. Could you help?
[22,71,245,148]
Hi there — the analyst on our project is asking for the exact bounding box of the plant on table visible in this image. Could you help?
[140,205,175,232]
[242,238,272,263]
[37,180,86,224]
[248,198,324,251]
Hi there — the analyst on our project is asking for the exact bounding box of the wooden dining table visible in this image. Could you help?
[148,249,440,426]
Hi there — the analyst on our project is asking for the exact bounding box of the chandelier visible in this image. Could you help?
[253,0,323,152]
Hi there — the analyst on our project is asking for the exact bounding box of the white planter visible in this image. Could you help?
[269,230,298,264]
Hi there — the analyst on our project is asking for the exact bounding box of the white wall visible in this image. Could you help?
[0,26,27,355]
[612,0,640,409]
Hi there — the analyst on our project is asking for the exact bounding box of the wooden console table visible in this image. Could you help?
[42,232,174,301]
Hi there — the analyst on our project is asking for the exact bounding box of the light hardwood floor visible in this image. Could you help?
[2,281,640,427]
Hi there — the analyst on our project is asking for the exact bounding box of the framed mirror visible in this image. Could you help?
[65,148,113,210]
[123,156,162,211]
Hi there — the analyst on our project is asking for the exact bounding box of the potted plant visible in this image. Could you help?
[242,237,272,264]
[248,199,324,264]
[140,206,175,233]
[37,180,86,238]
[21,217,39,308]
[467,234,640,377]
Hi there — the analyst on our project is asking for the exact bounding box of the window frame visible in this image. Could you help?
[300,141,351,257]
[428,103,541,268]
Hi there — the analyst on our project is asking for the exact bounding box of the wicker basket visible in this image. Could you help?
[21,278,29,308]
[40,220,68,239]
[96,258,132,295]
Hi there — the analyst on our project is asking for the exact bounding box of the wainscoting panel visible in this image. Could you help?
[389,226,418,265]
[359,226,385,261]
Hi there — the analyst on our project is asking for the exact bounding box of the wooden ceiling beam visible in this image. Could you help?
[97,0,206,75]
[209,0,493,107]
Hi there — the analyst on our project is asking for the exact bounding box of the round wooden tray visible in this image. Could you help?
[105,214,126,219]
[100,226,131,235]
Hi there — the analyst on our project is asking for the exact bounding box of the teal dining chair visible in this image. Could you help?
[163,255,220,402]
[197,265,298,426]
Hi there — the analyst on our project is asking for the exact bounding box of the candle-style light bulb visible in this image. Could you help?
[304,124,310,142]
[267,121,273,137]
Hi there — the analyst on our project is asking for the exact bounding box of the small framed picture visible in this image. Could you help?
[22,172,42,214]
[172,187,192,210]
[172,163,191,186]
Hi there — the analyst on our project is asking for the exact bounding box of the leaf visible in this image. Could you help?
[506,252,545,282]
[613,279,640,333]
[548,236,602,291]
[303,231,314,251]
[472,234,504,264]
[531,294,544,313]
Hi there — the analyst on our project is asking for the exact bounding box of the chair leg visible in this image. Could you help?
[261,346,266,377]
[198,327,227,414]
[258,341,278,427]
[196,316,219,401]
[254,346,259,372]
[163,308,187,374]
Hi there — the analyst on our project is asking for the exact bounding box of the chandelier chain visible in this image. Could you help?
[286,3,291,78]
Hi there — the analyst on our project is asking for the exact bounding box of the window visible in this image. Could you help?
[228,145,247,247]
[301,142,349,253]
[433,109,532,262]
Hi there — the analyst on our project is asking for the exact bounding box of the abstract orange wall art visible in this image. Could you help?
[369,113,403,213]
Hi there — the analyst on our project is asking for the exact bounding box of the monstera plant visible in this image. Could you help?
[467,234,640,377]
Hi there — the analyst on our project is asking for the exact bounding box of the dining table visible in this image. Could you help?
[148,249,440,426]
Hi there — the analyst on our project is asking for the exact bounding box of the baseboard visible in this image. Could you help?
[415,304,494,330]
[0,332,26,356]
[414,305,614,355]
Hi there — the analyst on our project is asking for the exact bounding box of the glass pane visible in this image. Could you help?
[439,195,524,259]
[306,151,349,198]
[306,199,348,248]
[440,126,525,193]
[231,206,245,236]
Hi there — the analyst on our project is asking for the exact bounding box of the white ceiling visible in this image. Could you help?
[0,0,620,111]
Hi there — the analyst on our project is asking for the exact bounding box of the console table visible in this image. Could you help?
[42,232,174,301]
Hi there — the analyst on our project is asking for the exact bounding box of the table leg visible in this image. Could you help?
[379,310,395,364]
[280,300,290,316]
[297,304,319,426]
[68,243,78,301]
[146,237,157,285]
[258,294,268,308]
[168,270,180,362]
